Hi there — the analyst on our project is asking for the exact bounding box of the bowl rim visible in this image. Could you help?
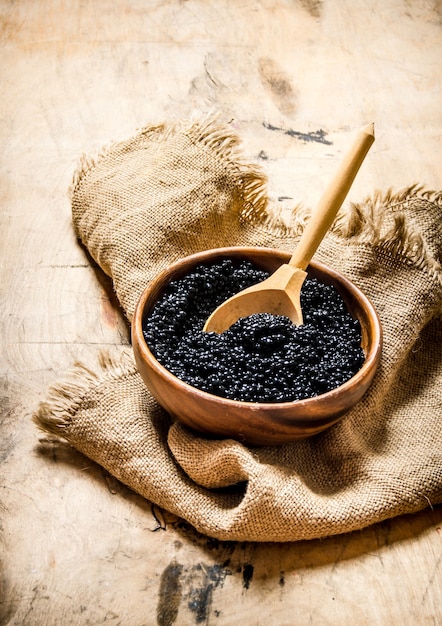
[132,246,382,412]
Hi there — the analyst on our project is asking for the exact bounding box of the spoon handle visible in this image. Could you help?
[289,122,375,271]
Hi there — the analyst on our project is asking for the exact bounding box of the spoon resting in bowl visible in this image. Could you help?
[203,122,375,334]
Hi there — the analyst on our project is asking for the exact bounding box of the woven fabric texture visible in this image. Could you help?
[34,117,442,542]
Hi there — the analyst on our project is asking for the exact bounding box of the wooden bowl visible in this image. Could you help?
[132,247,382,446]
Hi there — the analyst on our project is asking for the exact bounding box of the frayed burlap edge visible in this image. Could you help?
[333,185,442,284]
[68,113,293,237]
[33,350,137,440]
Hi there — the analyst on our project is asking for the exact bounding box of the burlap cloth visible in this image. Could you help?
[34,117,442,542]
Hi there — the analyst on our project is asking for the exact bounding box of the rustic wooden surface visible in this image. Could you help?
[1,0,441,624]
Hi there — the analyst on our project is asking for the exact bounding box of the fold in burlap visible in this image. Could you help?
[34,117,442,542]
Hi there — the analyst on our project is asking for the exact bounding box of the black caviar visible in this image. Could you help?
[142,259,365,403]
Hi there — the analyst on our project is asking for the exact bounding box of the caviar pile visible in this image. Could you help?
[142,259,365,403]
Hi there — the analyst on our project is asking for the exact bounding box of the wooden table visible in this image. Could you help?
[1,1,441,623]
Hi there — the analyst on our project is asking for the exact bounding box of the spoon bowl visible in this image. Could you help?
[203,263,307,333]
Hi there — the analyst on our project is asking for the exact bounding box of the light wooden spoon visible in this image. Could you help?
[203,122,375,334]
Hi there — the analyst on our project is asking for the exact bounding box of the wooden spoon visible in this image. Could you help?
[203,122,375,334]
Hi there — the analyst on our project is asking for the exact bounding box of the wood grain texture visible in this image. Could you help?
[1,0,441,624]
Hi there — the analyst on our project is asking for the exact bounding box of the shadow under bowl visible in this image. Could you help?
[132,247,382,446]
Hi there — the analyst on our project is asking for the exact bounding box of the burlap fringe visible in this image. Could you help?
[185,113,270,221]
[330,185,442,284]
[33,350,136,441]
[256,183,442,283]
[68,113,271,221]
